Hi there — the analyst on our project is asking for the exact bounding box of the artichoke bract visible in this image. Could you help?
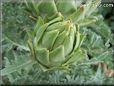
[27,14,86,70]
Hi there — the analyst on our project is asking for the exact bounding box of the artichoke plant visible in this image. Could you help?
[24,0,100,70]
[1,0,114,84]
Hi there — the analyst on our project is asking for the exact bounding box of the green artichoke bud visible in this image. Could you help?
[28,15,86,70]
[24,0,99,26]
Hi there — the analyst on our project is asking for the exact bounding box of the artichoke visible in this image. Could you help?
[25,0,100,70]
[25,0,100,26]
[27,14,86,70]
